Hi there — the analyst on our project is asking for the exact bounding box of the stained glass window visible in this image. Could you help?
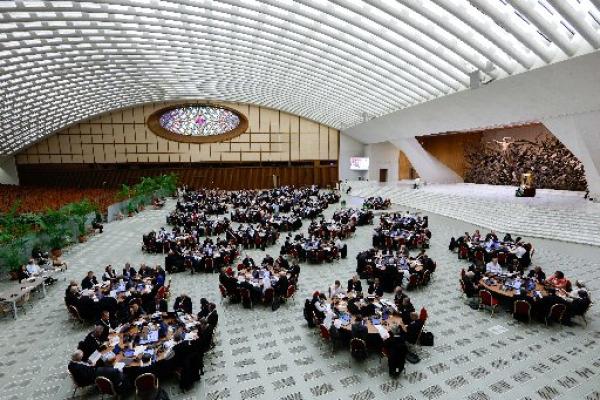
[158,106,241,136]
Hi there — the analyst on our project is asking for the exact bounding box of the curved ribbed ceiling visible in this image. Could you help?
[1,0,600,154]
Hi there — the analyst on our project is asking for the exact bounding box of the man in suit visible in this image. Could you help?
[384,330,408,378]
[274,271,289,298]
[404,312,424,344]
[68,350,96,387]
[367,278,384,297]
[347,275,363,293]
[96,310,115,342]
[78,325,106,361]
[351,315,368,342]
[174,293,193,314]
[95,352,130,394]
[81,271,98,290]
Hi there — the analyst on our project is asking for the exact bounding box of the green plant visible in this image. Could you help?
[157,173,178,196]
[116,184,133,201]
[127,200,137,215]
[0,201,32,272]
[63,199,96,236]
[39,208,71,250]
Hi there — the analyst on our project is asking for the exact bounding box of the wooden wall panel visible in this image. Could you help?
[17,101,339,172]
[18,162,339,190]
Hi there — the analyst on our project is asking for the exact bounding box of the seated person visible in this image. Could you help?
[17,265,30,283]
[26,259,41,276]
[96,352,130,394]
[329,280,345,297]
[52,255,68,270]
[78,325,106,361]
[351,314,368,342]
[399,297,415,324]
[174,293,193,314]
[564,290,591,325]
[102,265,117,282]
[393,286,407,306]
[533,288,564,320]
[96,310,115,342]
[485,257,502,276]
[528,266,546,282]
[81,271,98,290]
[546,271,568,290]
[367,278,384,297]
[68,350,96,387]
[347,275,362,293]
[462,271,479,298]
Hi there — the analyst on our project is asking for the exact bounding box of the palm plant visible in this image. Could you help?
[39,208,71,252]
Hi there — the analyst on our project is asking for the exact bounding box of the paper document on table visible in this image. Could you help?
[114,362,125,372]
[375,324,390,340]
[134,345,146,356]
[88,350,101,364]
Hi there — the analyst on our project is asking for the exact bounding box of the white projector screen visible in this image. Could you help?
[350,157,369,170]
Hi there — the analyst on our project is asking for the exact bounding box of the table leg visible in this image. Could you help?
[12,300,17,319]
[42,281,47,297]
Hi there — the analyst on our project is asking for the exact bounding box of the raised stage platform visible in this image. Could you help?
[348,181,600,247]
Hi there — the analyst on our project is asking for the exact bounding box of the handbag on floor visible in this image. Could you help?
[419,331,434,346]
[406,351,420,364]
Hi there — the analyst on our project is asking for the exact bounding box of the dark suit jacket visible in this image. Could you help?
[351,322,368,341]
[68,361,96,386]
[367,284,384,297]
[347,279,362,293]
[174,296,193,314]
[81,276,98,290]
[79,332,102,360]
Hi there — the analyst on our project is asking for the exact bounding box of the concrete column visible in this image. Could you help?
[391,137,463,184]
[0,156,19,185]
[543,111,600,199]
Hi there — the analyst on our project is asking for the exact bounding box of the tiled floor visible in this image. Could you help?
[1,195,599,400]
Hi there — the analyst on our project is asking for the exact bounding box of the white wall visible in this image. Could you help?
[0,156,19,185]
[365,142,398,182]
[392,137,463,184]
[338,133,367,181]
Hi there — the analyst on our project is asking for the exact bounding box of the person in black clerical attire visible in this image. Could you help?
[347,275,363,293]
[81,271,98,290]
[78,325,106,361]
[351,315,368,342]
[399,297,415,324]
[384,330,408,377]
[96,310,115,342]
[197,298,210,319]
[274,271,289,298]
[367,278,384,297]
[174,293,193,314]
[206,303,218,329]
[404,312,424,344]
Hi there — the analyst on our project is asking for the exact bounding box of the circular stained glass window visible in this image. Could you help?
[159,106,241,136]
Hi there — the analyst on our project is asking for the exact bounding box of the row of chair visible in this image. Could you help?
[71,372,159,400]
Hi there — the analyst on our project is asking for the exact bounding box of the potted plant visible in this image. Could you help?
[127,200,137,217]
[39,208,71,257]
[0,202,32,279]
[63,199,96,242]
